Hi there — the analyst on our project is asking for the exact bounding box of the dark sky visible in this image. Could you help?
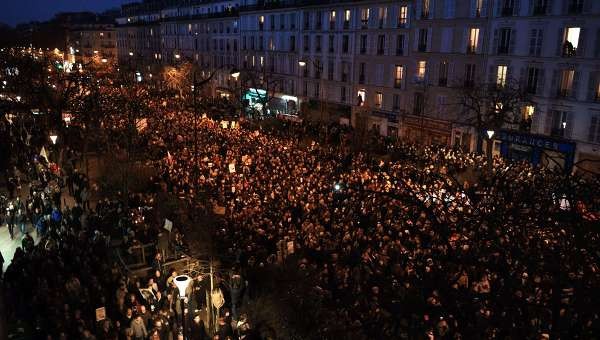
[0,0,131,27]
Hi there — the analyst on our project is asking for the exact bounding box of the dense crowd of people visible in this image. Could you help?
[1,120,255,339]
[153,113,600,339]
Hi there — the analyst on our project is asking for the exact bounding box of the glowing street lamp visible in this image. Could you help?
[486,130,495,139]
[334,183,341,191]
[174,54,181,60]
[174,275,191,338]
[129,51,134,56]
[298,60,307,67]
[230,68,240,79]
[49,134,58,145]
[101,58,108,63]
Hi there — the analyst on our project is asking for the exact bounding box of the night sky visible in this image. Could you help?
[0,0,131,26]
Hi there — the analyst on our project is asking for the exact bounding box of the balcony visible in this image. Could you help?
[360,47,366,54]
[467,45,477,54]
[378,20,384,29]
[557,88,571,98]
[418,44,427,52]
[397,21,407,28]
[359,74,365,84]
[361,20,368,29]
[421,11,430,19]
[330,22,335,30]
[562,43,577,58]
[501,7,514,16]
[343,21,350,29]
[497,45,509,55]
[533,6,547,15]
[394,79,403,88]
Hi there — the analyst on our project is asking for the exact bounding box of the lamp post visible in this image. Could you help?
[485,129,495,172]
[174,275,192,339]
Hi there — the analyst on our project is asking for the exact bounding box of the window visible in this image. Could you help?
[314,82,320,98]
[394,65,404,88]
[280,14,285,29]
[259,16,264,30]
[303,81,308,96]
[361,8,369,28]
[290,36,296,52]
[393,94,400,111]
[589,115,600,143]
[558,69,575,97]
[316,11,322,30]
[375,92,383,108]
[498,28,512,54]
[529,29,543,56]
[328,35,335,53]
[418,29,428,52]
[360,35,367,54]
[417,61,427,81]
[378,7,387,28]
[315,35,322,52]
[303,13,310,30]
[290,13,296,29]
[501,0,514,16]
[341,86,347,102]
[414,92,425,114]
[532,0,548,15]
[328,60,334,80]
[303,35,310,52]
[377,35,385,55]
[562,27,580,57]
[527,67,541,94]
[465,64,476,87]
[359,62,366,84]
[314,60,322,78]
[357,89,366,106]
[568,0,584,14]
[341,62,349,82]
[344,10,351,29]
[468,28,480,53]
[497,65,508,87]
[398,6,408,27]
[422,0,431,18]
[550,110,569,137]
[475,0,484,17]
[439,61,448,86]
[329,10,336,30]
[437,96,448,115]
[269,37,274,50]
[342,35,349,53]
[396,35,405,55]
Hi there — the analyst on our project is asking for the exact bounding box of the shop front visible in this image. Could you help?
[242,89,300,117]
[401,116,451,146]
[494,130,576,171]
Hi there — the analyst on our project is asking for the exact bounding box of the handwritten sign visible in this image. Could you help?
[95,307,106,322]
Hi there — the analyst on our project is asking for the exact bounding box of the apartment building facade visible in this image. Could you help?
[69,22,117,65]
[115,0,600,172]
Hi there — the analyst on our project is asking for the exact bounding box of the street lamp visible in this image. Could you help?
[174,275,191,339]
[49,134,58,145]
[101,58,108,63]
[230,68,240,79]
[334,183,341,191]
[486,130,495,139]
[174,54,181,60]
[129,51,134,56]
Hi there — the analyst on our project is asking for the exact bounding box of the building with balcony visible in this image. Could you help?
[113,0,600,173]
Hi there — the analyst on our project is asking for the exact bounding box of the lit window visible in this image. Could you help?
[357,89,366,106]
[330,10,336,23]
[422,0,431,18]
[417,61,427,80]
[361,8,369,27]
[398,6,408,27]
[522,105,535,119]
[559,69,575,97]
[260,56,264,66]
[375,92,383,108]
[468,28,480,53]
[100,32,104,37]
[394,65,404,88]
[496,65,508,87]
[563,27,580,57]
[344,10,351,23]
[259,16,264,24]
[475,0,484,16]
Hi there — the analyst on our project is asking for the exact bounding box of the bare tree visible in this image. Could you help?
[453,78,533,171]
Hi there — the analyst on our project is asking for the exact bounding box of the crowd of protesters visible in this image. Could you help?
[0,119,256,339]
[152,112,600,339]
